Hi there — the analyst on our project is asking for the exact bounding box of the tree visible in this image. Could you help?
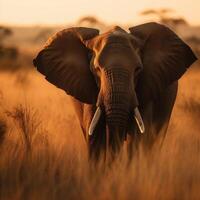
[0,26,13,46]
[0,26,18,61]
[140,8,188,29]
[77,16,106,29]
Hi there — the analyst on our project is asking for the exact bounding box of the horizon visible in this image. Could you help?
[0,0,200,26]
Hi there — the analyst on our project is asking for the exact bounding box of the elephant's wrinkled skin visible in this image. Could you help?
[33,23,197,160]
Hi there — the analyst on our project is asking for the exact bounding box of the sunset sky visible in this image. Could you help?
[0,0,200,26]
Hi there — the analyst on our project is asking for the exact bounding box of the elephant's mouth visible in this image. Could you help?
[88,106,145,136]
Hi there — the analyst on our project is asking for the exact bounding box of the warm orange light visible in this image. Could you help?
[0,0,200,26]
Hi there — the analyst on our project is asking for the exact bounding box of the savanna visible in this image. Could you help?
[0,15,200,200]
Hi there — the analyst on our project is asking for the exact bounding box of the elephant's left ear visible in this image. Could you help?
[129,22,197,101]
[33,27,99,104]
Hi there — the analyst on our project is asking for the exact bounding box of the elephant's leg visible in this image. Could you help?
[70,98,107,161]
[152,81,178,139]
[79,104,106,161]
[88,116,107,162]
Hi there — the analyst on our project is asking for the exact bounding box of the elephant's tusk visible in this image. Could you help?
[89,107,102,136]
[134,107,145,134]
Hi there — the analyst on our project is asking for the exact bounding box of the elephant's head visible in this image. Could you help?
[33,23,197,154]
[85,26,146,139]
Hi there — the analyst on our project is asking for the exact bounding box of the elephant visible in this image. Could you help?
[33,22,197,161]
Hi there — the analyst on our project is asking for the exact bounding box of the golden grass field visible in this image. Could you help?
[0,60,199,200]
[0,23,200,199]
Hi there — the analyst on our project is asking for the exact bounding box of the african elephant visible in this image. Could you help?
[33,23,197,160]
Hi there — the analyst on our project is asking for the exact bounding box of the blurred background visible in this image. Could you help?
[0,0,200,71]
[0,1,200,199]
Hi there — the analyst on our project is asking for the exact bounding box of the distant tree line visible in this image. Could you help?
[0,26,18,60]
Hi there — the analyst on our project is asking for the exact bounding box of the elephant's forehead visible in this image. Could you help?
[103,26,127,37]
[107,26,127,33]
[97,30,129,45]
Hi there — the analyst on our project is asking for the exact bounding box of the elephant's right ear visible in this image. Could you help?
[129,22,197,102]
[33,27,99,104]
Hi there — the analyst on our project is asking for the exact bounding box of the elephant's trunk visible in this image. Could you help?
[105,92,130,128]
[104,68,131,129]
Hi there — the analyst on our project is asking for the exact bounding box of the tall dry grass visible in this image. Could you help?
[0,63,199,199]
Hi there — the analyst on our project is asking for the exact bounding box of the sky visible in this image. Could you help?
[0,0,200,26]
